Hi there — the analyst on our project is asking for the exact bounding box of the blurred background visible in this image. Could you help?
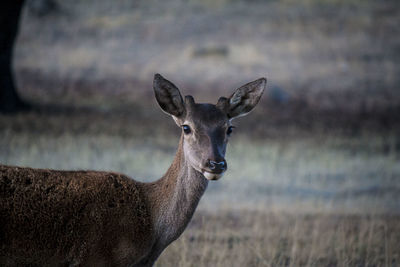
[1,0,400,265]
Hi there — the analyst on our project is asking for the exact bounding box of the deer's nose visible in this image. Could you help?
[206,159,227,173]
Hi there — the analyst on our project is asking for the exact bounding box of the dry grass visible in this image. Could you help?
[157,210,400,266]
[3,1,400,264]
[1,108,399,266]
[1,110,399,214]
[14,0,400,115]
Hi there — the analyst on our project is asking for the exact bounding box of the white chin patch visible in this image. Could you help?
[203,172,223,181]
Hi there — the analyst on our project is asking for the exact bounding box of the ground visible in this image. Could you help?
[1,110,399,266]
[1,0,400,265]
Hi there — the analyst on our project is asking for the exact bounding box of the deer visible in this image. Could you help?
[0,74,266,266]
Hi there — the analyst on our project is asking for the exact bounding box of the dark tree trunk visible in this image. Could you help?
[0,0,29,113]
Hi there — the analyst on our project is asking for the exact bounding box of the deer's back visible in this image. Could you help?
[0,165,153,266]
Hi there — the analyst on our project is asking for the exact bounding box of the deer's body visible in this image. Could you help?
[0,74,265,266]
[1,136,206,266]
[0,165,153,266]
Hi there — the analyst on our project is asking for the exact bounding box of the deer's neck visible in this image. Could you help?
[146,135,208,246]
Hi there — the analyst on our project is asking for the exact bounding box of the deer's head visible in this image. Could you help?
[154,74,266,181]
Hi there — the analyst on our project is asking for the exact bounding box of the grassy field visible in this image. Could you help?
[1,110,399,214]
[157,211,400,266]
[14,0,400,116]
[2,0,400,265]
[1,109,399,265]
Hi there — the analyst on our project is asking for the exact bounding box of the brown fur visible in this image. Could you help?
[0,136,206,267]
[0,165,154,266]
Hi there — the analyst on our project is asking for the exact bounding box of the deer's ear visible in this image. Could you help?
[153,74,186,117]
[218,78,266,119]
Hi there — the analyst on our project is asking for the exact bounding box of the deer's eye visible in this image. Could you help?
[227,126,235,136]
[182,125,191,134]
